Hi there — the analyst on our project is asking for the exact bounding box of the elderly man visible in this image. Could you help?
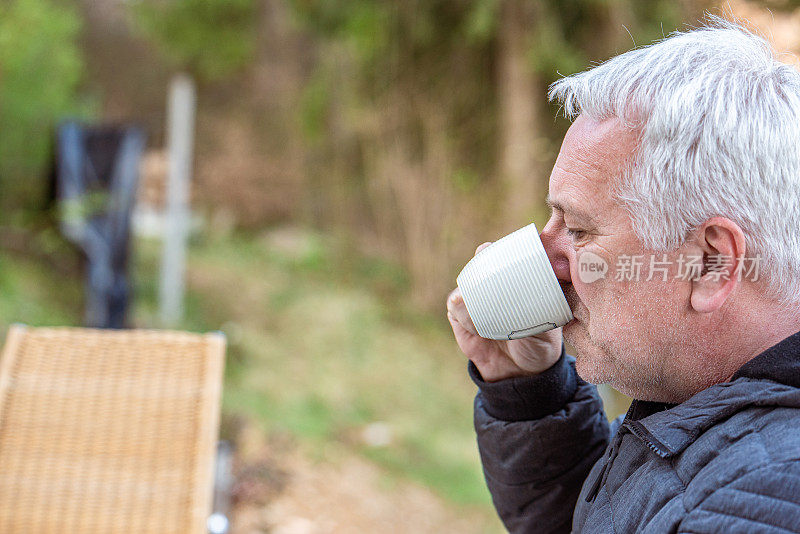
[447,19,800,533]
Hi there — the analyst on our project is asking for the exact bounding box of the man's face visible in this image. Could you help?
[541,115,696,401]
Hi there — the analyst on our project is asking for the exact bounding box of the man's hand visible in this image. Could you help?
[447,242,564,382]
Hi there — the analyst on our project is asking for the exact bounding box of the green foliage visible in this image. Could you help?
[289,0,688,208]
[290,0,501,187]
[59,191,110,226]
[289,0,391,64]
[527,2,588,78]
[0,0,90,211]
[628,1,684,45]
[530,0,683,81]
[750,0,800,10]
[463,0,499,44]
[0,251,82,332]
[129,0,258,81]
[298,67,331,145]
[131,228,493,509]
[452,168,482,193]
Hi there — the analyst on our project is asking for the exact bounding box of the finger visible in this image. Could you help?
[446,287,462,313]
[447,289,478,336]
[446,288,465,318]
[448,311,478,349]
[475,242,492,256]
[446,311,461,330]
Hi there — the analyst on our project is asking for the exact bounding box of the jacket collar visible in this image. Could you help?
[624,329,800,458]
[731,329,800,388]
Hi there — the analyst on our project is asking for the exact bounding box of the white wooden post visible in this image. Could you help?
[160,73,196,326]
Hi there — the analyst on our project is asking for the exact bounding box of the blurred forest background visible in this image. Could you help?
[2,0,800,532]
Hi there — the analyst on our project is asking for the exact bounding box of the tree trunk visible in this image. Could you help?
[498,0,548,231]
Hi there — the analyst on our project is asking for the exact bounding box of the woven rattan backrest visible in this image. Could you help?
[0,325,225,533]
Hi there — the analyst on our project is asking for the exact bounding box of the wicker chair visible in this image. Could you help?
[0,325,226,533]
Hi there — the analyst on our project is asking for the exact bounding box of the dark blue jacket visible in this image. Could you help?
[470,330,800,533]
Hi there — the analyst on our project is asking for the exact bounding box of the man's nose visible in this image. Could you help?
[539,228,572,282]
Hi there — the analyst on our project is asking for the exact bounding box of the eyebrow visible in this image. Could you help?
[545,195,596,225]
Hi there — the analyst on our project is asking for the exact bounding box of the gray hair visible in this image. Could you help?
[549,16,800,305]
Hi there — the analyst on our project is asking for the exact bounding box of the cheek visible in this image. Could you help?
[615,280,683,339]
[578,280,622,323]
[571,269,647,336]
[569,247,615,301]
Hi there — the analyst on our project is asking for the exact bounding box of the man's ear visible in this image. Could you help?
[688,217,747,314]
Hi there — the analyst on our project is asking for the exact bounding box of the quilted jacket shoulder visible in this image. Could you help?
[573,378,800,533]
[472,330,800,534]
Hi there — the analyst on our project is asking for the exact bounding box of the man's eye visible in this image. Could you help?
[566,228,587,240]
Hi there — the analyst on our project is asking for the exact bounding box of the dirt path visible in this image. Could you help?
[229,427,503,534]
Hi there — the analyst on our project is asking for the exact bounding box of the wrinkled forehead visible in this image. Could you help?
[548,115,639,218]
[561,115,640,181]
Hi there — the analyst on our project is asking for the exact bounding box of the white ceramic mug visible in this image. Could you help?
[456,223,573,340]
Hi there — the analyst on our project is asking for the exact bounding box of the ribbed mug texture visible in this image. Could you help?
[457,223,573,340]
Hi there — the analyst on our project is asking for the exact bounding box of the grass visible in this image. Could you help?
[0,249,82,331]
[128,227,498,515]
[0,226,497,516]
[0,223,629,531]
